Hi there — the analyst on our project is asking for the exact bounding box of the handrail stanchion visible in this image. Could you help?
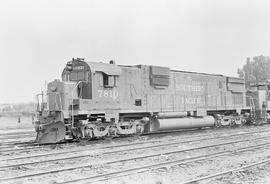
[71,81,83,128]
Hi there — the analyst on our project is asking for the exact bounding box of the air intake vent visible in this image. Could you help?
[150,66,170,87]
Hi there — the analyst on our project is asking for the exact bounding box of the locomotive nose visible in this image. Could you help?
[34,80,66,144]
[35,121,66,144]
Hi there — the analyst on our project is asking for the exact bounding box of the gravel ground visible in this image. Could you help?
[1,124,270,184]
[90,144,270,184]
[207,162,270,184]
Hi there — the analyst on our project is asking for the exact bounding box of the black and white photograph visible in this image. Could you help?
[1,0,270,183]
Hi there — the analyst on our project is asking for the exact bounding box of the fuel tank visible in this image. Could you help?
[156,116,215,131]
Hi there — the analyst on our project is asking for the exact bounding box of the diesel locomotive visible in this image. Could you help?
[34,58,267,143]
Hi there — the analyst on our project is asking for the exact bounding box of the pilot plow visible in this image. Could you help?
[35,121,66,144]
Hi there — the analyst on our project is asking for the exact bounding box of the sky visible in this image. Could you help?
[1,0,270,103]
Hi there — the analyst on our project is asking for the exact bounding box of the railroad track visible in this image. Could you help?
[0,131,35,146]
[0,126,220,137]
[0,129,34,136]
[0,139,35,147]
[1,127,270,163]
[58,143,270,184]
[1,131,270,183]
[1,135,269,183]
[0,128,201,150]
[0,124,266,148]
[0,126,212,148]
[1,124,270,155]
[1,124,269,153]
[0,139,34,146]
[182,158,270,184]
[0,133,35,140]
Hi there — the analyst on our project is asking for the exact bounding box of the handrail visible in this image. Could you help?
[71,81,83,128]
[35,92,44,112]
[35,92,63,120]
[35,81,83,128]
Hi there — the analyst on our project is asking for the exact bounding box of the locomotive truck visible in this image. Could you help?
[35,58,253,143]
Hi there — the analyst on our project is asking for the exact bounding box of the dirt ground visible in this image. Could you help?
[0,116,34,130]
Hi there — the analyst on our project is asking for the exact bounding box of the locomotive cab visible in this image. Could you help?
[62,58,93,100]
[61,58,122,115]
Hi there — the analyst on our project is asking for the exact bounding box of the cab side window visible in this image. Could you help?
[101,73,117,87]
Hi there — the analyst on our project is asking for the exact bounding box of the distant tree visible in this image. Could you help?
[237,55,270,88]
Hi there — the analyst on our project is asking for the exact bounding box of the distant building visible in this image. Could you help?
[0,104,16,112]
